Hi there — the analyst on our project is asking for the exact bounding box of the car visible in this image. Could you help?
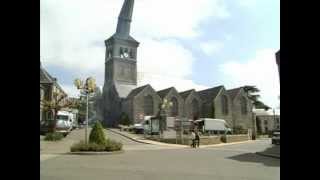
[271,131,280,145]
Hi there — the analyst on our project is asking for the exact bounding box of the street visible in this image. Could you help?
[40,129,279,180]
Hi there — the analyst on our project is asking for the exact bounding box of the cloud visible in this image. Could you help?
[200,40,224,55]
[219,49,280,108]
[236,0,257,9]
[41,0,231,93]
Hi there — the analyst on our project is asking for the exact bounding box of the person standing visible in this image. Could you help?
[190,131,196,148]
[195,131,200,148]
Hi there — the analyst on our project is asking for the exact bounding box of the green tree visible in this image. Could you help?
[242,85,270,110]
[119,113,131,126]
[89,121,107,145]
[42,92,78,132]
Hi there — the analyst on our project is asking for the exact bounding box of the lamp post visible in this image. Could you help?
[74,77,96,145]
[159,98,173,139]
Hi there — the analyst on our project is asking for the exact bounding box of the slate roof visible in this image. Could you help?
[40,63,66,95]
[179,89,195,100]
[198,86,224,102]
[126,84,150,99]
[40,64,55,84]
[114,83,137,98]
[108,33,139,44]
[157,87,174,99]
[226,87,242,101]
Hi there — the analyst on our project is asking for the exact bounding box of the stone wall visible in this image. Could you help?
[183,91,202,119]
[226,135,249,143]
[133,86,161,123]
[231,89,253,130]
[162,89,184,118]
[213,89,233,127]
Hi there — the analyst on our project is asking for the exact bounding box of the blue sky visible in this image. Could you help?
[41,0,279,108]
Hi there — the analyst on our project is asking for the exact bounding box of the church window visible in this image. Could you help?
[221,95,228,115]
[191,99,199,120]
[120,47,124,58]
[170,97,178,116]
[129,49,135,58]
[241,96,248,115]
[144,95,154,116]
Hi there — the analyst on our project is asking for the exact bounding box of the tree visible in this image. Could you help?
[89,121,107,145]
[42,92,78,132]
[119,112,131,126]
[242,85,270,110]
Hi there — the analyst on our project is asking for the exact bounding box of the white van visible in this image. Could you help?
[55,111,73,135]
[196,118,232,135]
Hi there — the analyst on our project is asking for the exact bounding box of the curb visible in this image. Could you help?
[199,140,254,148]
[106,128,152,145]
[67,150,125,155]
[256,152,280,159]
[107,129,187,148]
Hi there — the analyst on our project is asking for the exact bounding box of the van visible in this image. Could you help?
[55,111,73,136]
[196,118,232,135]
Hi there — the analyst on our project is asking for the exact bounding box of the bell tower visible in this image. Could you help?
[102,0,139,127]
[104,0,139,87]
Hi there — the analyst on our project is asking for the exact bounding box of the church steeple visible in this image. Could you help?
[116,0,135,38]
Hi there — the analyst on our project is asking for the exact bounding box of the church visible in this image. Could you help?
[101,0,254,132]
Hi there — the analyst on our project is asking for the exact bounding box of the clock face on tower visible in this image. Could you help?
[123,52,129,58]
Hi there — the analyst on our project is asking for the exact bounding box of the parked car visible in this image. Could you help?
[271,131,280,145]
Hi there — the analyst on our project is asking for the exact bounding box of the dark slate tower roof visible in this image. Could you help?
[226,87,242,101]
[116,0,135,39]
[198,86,224,102]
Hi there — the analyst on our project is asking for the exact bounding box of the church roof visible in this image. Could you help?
[198,86,224,102]
[179,89,195,100]
[115,0,137,41]
[40,64,55,84]
[226,87,242,101]
[126,84,149,99]
[108,33,139,44]
[157,87,174,99]
[115,83,137,98]
[40,63,66,95]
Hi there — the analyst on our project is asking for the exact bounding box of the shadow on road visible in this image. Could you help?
[227,152,280,167]
[258,145,280,156]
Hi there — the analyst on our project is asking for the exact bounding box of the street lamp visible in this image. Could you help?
[74,77,96,145]
[159,98,173,139]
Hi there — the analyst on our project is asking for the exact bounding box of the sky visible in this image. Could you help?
[40,0,280,109]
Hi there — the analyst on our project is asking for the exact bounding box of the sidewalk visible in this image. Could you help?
[256,145,280,159]
[107,128,188,148]
[107,128,254,148]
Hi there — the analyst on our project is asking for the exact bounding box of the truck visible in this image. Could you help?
[55,111,74,136]
[195,118,232,135]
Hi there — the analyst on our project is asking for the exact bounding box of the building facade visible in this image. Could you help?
[101,0,255,132]
[40,62,67,122]
[254,109,280,134]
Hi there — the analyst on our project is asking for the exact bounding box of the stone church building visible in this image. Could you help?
[101,0,253,131]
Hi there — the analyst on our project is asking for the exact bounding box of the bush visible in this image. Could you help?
[220,135,227,143]
[89,121,107,145]
[44,132,64,141]
[70,139,123,152]
[119,113,131,126]
[105,139,123,151]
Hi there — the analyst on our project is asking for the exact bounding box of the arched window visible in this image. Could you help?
[170,97,178,116]
[221,95,228,115]
[191,99,199,120]
[143,95,154,116]
[241,96,248,115]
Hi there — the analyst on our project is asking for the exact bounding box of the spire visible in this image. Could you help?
[116,0,135,38]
